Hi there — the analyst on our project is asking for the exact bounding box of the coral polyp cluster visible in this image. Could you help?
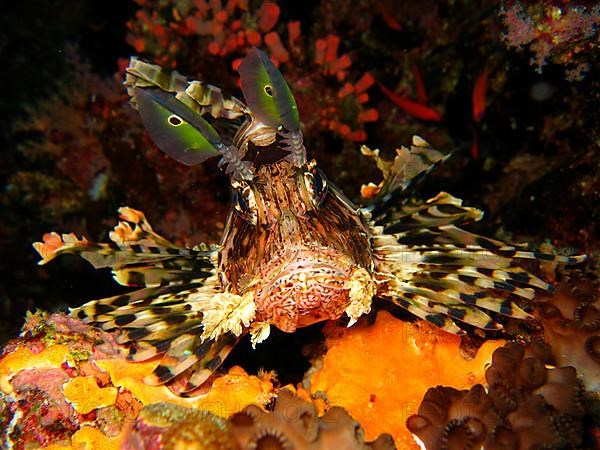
[407,342,586,450]
[121,388,396,449]
[534,267,600,391]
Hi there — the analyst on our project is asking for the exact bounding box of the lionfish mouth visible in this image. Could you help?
[252,250,356,332]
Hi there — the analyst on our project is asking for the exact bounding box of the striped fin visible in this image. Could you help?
[125,56,248,120]
[391,280,503,329]
[70,277,244,388]
[389,225,586,265]
[380,192,484,232]
[382,293,464,334]
[363,136,451,218]
[33,207,216,288]
[372,194,586,333]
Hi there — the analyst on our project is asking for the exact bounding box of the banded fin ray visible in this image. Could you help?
[34,207,216,288]
[381,192,484,233]
[70,276,240,387]
[391,280,503,329]
[382,293,464,334]
[126,56,248,120]
[369,137,586,332]
[389,224,586,265]
[363,136,451,218]
[37,207,242,387]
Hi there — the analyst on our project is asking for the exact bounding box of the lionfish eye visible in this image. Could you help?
[167,115,183,127]
[304,169,327,207]
[234,184,258,225]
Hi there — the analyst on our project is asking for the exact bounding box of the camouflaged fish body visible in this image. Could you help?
[33,49,585,392]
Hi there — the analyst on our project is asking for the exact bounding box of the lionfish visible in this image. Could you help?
[34,49,584,393]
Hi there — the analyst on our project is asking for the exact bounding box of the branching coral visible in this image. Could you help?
[407,342,586,450]
[308,310,505,449]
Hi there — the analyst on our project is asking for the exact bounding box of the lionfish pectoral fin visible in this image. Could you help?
[380,291,465,334]
[126,56,248,120]
[238,48,300,133]
[33,207,217,288]
[70,274,248,388]
[362,136,451,219]
[238,48,306,167]
[371,184,585,332]
[144,332,240,392]
[379,191,484,234]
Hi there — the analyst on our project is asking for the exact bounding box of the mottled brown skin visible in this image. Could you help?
[218,158,373,332]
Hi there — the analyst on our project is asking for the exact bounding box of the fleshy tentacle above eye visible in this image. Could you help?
[238,47,306,167]
[33,207,251,388]
[367,136,586,332]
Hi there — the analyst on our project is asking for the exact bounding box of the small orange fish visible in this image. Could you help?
[472,67,490,123]
[378,82,441,122]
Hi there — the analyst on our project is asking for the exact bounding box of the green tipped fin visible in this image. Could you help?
[238,48,300,132]
[134,87,221,166]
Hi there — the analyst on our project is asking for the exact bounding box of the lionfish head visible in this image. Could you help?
[219,150,374,333]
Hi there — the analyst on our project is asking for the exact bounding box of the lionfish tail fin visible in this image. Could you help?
[372,198,586,333]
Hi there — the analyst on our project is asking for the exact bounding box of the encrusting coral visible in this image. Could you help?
[122,389,396,449]
[407,341,587,450]
[0,312,398,449]
[0,312,274,449]
[308,310,506,449]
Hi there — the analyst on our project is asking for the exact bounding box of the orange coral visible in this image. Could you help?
[0,344,70,393]
[0,313,274,448]
[309,311,505,449]
[63,376,118,414]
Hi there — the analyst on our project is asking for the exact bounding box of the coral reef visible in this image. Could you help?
[0,312,273,449]
[308,310,505,449]
[501,2,599,79]
[123,389,396,449]
[407,341,587,450]
[1,0,599,447]
[0,312,396,449]
[534,267,600,392]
